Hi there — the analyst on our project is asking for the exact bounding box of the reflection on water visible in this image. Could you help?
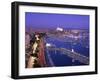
[45,33,89,67]
[25,29,89,68]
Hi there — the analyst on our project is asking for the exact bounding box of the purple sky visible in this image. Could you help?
[25,12,89,30]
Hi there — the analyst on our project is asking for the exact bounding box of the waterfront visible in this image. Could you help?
[25,29,89,68]
[44,31,89,67]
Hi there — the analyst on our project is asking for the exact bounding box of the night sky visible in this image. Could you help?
[25,12,89,30]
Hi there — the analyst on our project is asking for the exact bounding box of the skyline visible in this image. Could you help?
[25,12,89,30]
